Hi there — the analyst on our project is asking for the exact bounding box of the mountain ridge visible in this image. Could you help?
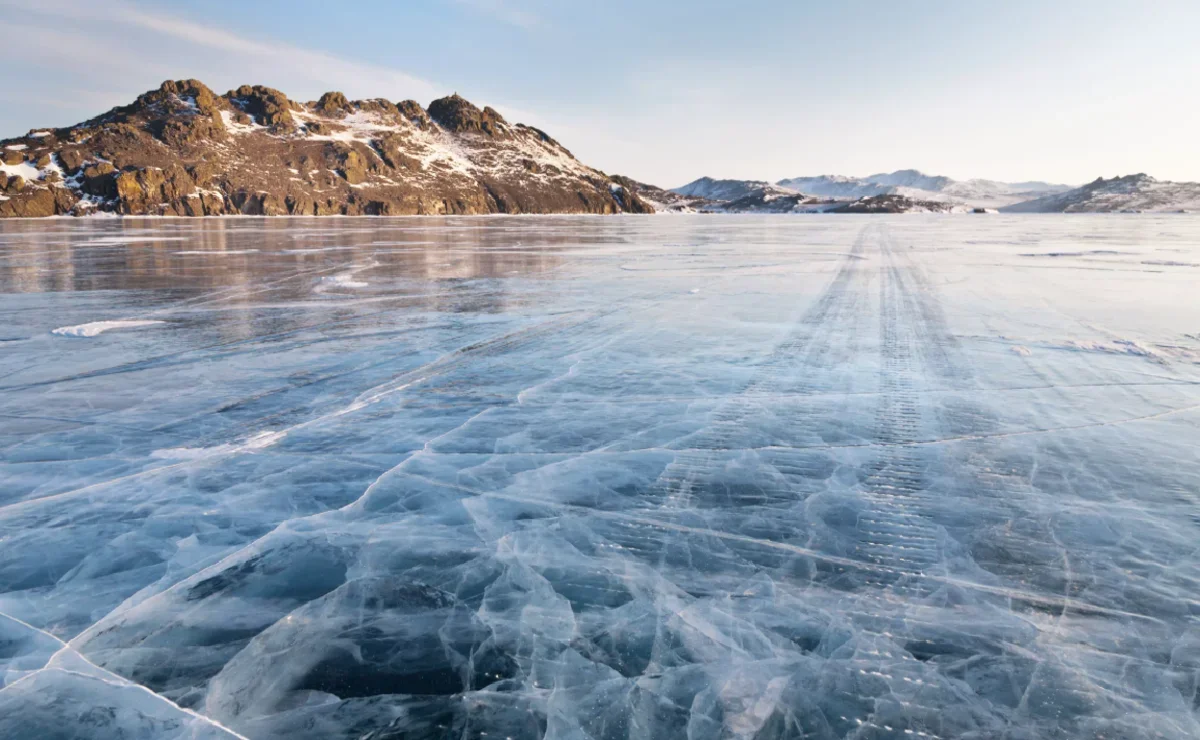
[1001,174,1200,213]
[0,79,652,218]
[4,84,1196,218]
[773,169,1072,209]
[671,177,778,202]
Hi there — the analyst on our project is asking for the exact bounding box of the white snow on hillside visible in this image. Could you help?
[672,177,778,201]
[1003,174,1200,213]
[776,169,1072,209]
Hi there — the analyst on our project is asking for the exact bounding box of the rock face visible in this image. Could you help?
[1001,174,1200,213]
[427,94,509,138]
[609,176,716,212]
[828,194,961,214]
[0,79,652,218]
[671,177,773,202]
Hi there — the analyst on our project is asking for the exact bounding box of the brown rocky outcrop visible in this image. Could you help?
[113,166,196,214]
[0,79,651,218]
[333,145,370,185]
[314,91,351,118]
[0,183,76,217]
[397,100,432,130]
[358,99,401,119]
[226,85,296,131]
[427,95,509,137]
[59,149,86,172]
[139,79,220,113]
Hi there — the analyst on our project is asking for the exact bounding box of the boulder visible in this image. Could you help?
[81,167,117,198]
[161,164,196,201]
[327,143,370,185]
[286,191,316,216]
[58,149,86,173]
[341,149,369,185]
[115,167,187,214]
[397,100,431,129]
[0,186,75,218]
[143,79,220,114]
[315,92,351,117]
[198,191,228,216]
[226,85,296,131]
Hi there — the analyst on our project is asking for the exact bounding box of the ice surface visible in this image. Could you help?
[2,215,1200,739]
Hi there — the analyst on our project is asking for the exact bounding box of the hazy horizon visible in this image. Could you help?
[2,0,1197,188]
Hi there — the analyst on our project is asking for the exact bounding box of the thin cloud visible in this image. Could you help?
[0,0,620,177]
[449,0,545,31]
[111,3,441,99]
[0,0,442,103]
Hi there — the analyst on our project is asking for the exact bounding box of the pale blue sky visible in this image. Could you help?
[2,0,1197,186]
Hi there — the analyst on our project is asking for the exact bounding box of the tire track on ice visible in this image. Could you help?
[640,226,872,520]
[852,230,944,597]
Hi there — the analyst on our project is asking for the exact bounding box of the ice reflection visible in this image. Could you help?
[0,217,572,297]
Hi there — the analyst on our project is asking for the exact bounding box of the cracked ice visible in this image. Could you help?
[2,215,1200,739]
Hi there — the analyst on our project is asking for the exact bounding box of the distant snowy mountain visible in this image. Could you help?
[672,177,776,202]
[1002,174,1200,213]
[662,176,960,213]
[865,169,955,192]
[711,185,822,213]
[777,169,1071,209]
[667,180,966,215]
[774,175,885,200]
[828,194,965,214]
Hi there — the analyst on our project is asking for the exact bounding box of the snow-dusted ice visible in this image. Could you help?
[1,215,1200,740]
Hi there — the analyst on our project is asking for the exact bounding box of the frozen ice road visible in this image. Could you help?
[1,215,1200,740]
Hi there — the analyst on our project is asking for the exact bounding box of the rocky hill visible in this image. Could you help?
[772,174,882,201]
[827,194,963,214]
[0,79,652,218]
[663,179,821,213]
[671,177,774,202]
[666,177,967,214]
[608,176,715,212]
[710,185,823,213]
[1001,174,1200,213]
[673,170,1073,212]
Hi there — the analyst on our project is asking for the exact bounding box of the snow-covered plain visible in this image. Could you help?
[1,215,1199,739]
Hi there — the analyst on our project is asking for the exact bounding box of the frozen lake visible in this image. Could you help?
[1,215,1199,739]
